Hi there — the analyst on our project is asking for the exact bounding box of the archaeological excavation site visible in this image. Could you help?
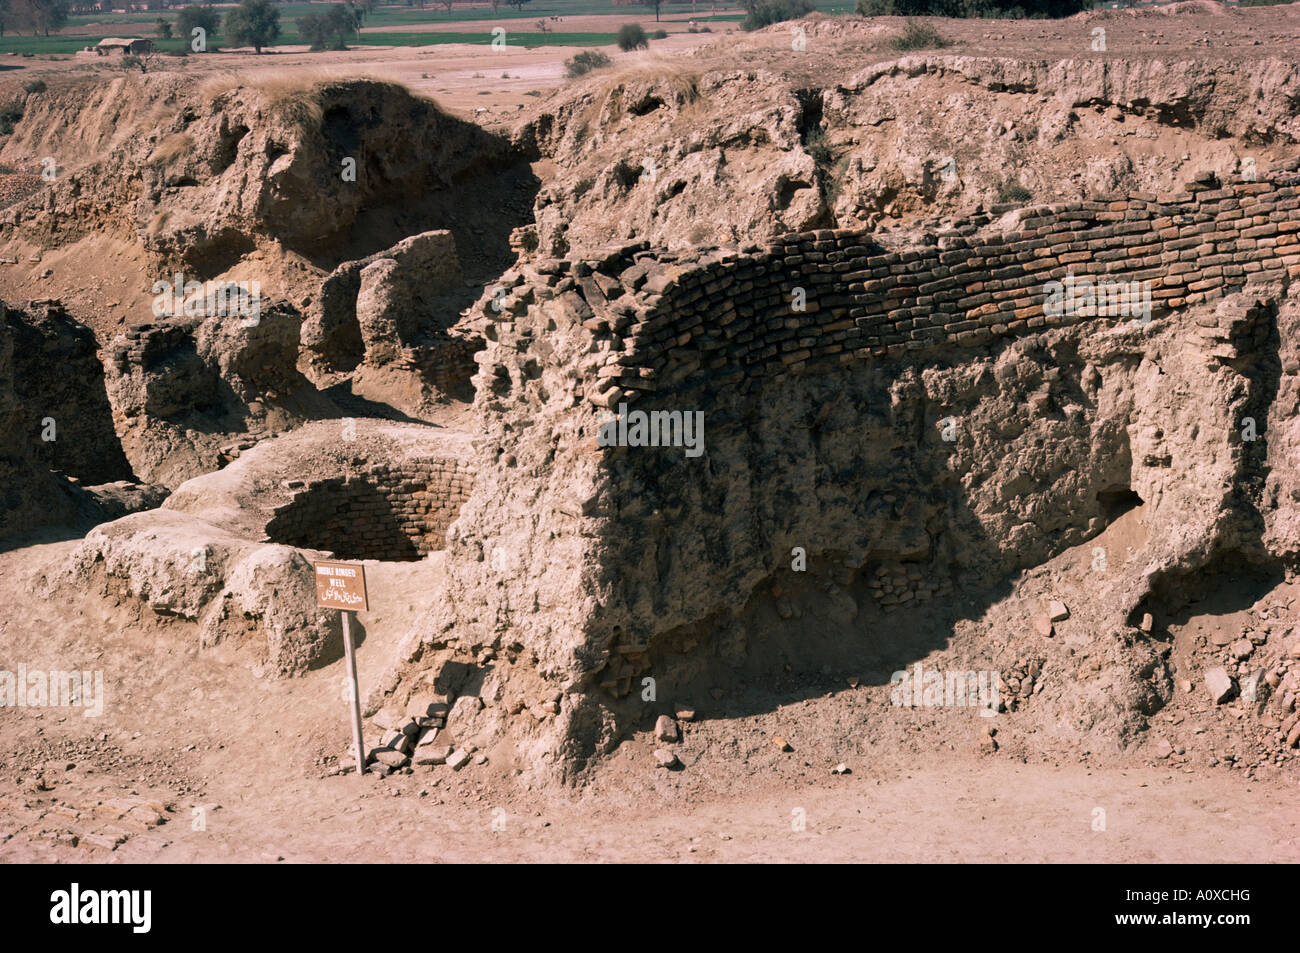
[0,0,1299,867]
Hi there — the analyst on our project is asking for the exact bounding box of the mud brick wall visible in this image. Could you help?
[6,300,134,484]
[560,174,1300,407]
[265,459,474,561]
[110,319,205,373]
[387,334,483,401]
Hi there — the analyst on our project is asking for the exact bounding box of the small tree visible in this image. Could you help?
[739,0,814,31]
[298,3,359,49]
[176,3,219,44]
[154,16,172,37]
[644,0,661,21]
[19,0,69,37]
[505,0,529,9]
[224,0,279,53]
[616,22,647,51]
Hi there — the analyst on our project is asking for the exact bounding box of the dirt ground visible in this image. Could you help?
[1,536,1297,864]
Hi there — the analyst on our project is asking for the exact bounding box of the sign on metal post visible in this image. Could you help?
[313,560,369,611]
[314,560,368,775]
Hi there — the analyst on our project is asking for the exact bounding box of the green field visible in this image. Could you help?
[0,31,627,54]
[0,0,865,56]
[0,0,855,56]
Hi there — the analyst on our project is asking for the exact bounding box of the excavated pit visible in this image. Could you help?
[264,461,474,562]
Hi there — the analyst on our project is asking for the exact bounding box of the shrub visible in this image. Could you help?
[22,80,46,95]
[650,28,667,39]
[804,129,832,164]
[617,23,648,51]
[739,0,814,31]
[889,18,952,49]
[0,103,23,136]
[997,178,1032,203]
[564,49,611,78]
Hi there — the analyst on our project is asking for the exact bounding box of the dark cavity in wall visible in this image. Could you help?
[1096,487,1143,523]
[267,477,422,562]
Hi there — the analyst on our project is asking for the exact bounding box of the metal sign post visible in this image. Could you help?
[313,561,369,776]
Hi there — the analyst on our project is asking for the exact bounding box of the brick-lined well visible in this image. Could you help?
[265,458,474,561]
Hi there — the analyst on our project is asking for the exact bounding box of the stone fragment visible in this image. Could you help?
[1048,601,1069,623]
[1205,667,1236,704]
[774,736,792,752]
[654,714,680,743]
[446,749,472,770]
[653,749,679,769]
[371,749,409,768]
[414,744,452,766]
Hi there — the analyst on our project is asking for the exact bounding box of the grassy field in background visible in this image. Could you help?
[0,0,853,55]
[0,31,623,54]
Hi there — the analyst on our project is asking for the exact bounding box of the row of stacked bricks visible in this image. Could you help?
[109,319,202,373]
[267,459,474,559]
[387,335,482,396]
[372,460,475,553]
[602,175,1300,402]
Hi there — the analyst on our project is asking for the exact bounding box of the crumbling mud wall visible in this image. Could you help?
[3,300,132,484]
[516,55,1300,257]
[0,304,85,542]
[0,299,164,545]
[300,229,484,413]
[0,76,530,275]
[409,173,1300,776]
[104,303,335,488]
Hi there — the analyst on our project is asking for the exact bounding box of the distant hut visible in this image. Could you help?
[93,38,154,56]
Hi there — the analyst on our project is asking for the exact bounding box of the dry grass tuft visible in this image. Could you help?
[197,69,441,126]
[573,56,702,133]
[149,132,193,167]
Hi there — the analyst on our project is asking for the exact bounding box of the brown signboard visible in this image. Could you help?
[313,560,368,612]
